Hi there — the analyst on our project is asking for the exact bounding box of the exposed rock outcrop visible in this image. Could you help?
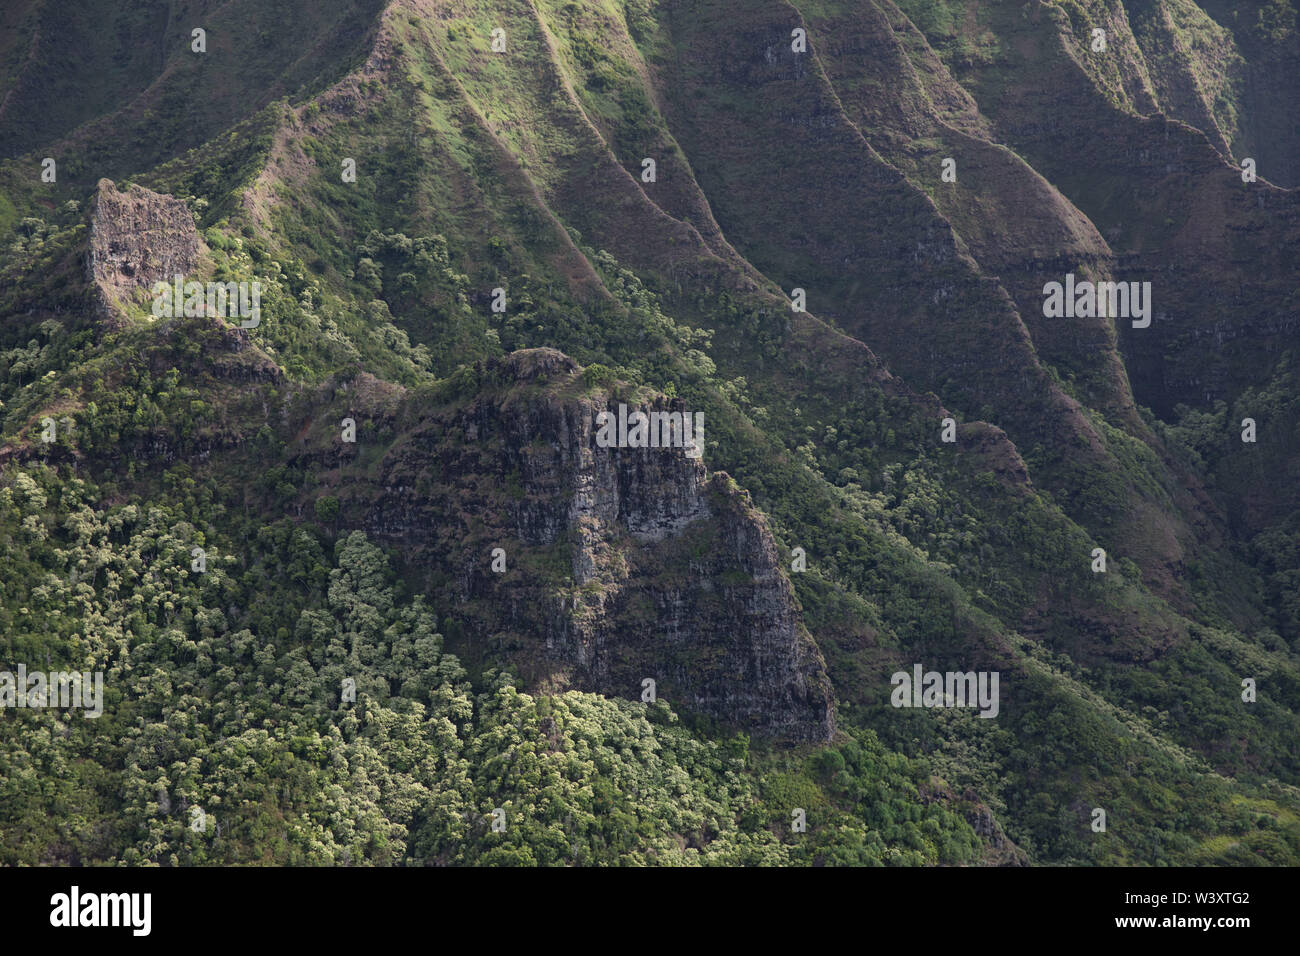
[301,349,834,741]
[86,179,202,323]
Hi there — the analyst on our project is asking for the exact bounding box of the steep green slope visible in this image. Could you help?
[1,0,1298,865]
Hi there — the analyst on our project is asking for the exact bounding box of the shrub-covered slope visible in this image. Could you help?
[1,0,1298,865]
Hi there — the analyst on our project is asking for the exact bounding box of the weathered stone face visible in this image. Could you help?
[304,349,834,741]
[86,179,203,320]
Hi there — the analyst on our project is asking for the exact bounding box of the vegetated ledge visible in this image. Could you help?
[296,348,836,742]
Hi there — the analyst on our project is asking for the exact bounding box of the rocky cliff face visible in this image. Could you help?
[302,349,834,740]
[86,178,202,322]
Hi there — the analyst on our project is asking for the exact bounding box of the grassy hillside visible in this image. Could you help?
[1,0,1298,865]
